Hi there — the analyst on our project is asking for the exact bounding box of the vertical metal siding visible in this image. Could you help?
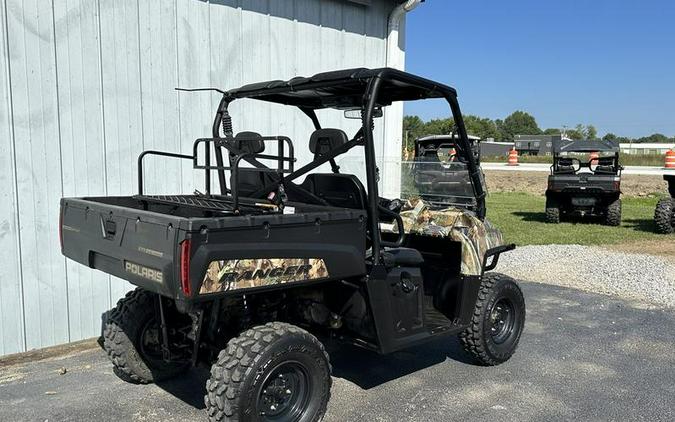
[0,0,398,355]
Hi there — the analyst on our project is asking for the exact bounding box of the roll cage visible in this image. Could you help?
[137,67,485,264]
[551,139,621,175]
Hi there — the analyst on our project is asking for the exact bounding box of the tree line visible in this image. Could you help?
[403,110,675,147]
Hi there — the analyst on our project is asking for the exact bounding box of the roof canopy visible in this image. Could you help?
[225,68,456,109]
[553,139,620,153]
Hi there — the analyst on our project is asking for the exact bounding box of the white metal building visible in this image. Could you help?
[619,143,675,155]
[0,0,419,356]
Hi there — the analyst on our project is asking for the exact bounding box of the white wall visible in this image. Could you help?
[0,0,403,356]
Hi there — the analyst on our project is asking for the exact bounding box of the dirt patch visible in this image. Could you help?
[485,170,667,197]
[0,338,99,368]
[604,239,675,262]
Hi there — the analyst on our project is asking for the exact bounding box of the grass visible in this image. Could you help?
[486,192,665,246]
[483,154,666,167]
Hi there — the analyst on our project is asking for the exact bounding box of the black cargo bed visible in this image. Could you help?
[60,195,368,301]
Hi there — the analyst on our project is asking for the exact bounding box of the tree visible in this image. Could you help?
[499,111,541,140]
[565,124,596,140]
[424,118,454,136]
[635,133,670,143]
[543,128,561,135]
[463,115,499,140]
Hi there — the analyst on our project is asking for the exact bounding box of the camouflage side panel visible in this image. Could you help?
[384,197,504,276]
[200,258,329,294]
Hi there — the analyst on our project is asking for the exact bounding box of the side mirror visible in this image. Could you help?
[344,107,383,119]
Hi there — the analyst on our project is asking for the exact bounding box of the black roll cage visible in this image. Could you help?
[137,68,485,264]
[550,139,622,175]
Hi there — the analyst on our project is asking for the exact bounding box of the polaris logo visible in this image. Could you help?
[218,264,313,283]
[125,261,163,283]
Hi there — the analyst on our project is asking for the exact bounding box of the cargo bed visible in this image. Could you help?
[60,195,368,303]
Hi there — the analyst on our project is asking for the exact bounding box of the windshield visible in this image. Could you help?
[400,159,478,208]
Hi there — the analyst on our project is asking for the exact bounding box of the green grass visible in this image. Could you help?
[483,154,666,167]
[486,192,663,246]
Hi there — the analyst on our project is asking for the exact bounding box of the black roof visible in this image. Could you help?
[552,139,620,153]
[225,68,456,109]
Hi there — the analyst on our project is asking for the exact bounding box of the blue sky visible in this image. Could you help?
[404,0,675,138]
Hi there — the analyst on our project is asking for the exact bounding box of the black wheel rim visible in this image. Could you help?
[139,319,166,366]
[257,361,311,421]
[489,298,515,344]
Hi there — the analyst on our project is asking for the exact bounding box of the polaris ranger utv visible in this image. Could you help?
[545,139,622,225]
[59,68,524,422]
[654,174,675,234]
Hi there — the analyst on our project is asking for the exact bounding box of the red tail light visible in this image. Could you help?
[180,239,192,296]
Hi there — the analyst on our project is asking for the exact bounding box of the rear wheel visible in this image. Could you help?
[103,288,191,384]
[654,197,674,234]
[205,322,331,422]
[459,273,525,366]
[545,198,560,224]
[604,198,622,226]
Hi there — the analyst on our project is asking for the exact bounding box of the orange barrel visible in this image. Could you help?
[666,149,675,168]
[589,151,599,166]
[507,148,519,166]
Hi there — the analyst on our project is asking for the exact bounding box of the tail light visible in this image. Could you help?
[180,239,192,296]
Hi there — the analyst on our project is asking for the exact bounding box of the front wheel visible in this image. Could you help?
[459,273,525,366]
[205,322,331,422]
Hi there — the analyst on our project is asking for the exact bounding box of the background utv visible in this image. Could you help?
[545,139,622,226]
[60,68,525,422]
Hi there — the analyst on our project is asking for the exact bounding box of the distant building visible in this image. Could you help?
[480,141,514,157]
[513,135,562,156]
[619,143,675,155]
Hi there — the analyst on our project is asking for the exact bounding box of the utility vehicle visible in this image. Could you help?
[654,174,675,234]
[59,68,524,422]
[545,139,622,225]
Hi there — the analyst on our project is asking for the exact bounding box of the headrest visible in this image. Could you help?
[309,129,348,158]
[558,158,575,167]
[596,156,614,166]
[232,131,265,155]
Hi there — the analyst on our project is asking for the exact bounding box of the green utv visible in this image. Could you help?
[59,68,524,422]
[545,139,622,225]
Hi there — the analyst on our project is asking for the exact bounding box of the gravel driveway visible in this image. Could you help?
[1,281,674,422]
[499,245,675,308]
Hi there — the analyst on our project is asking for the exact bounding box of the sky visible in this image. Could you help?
[404,0,675,138]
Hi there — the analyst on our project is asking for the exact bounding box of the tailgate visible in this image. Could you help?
[60,197,186,297]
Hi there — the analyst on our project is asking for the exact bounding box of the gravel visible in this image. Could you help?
[497,244,675,308]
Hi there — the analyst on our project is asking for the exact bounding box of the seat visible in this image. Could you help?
[300,173,367,209]
[230,132,277,198]
[556,165,576,174]
[309,128,348,160]
[296,128,367,209]
[382,247,424,268]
